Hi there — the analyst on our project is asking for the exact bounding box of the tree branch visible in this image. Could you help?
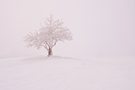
[52,40,57,48]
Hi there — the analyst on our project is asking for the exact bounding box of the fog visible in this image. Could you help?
[0,0,135,58]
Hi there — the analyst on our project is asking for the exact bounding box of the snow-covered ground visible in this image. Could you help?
[0,56,135,90]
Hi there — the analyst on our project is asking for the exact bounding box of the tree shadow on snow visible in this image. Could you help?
[21,55,80,62]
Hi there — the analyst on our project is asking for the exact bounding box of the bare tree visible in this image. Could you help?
[25,15,72,56]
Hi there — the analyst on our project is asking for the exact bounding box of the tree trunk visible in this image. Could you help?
[48,48,53,57]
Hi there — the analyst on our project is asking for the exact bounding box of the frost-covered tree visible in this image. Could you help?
[25,15,72,56]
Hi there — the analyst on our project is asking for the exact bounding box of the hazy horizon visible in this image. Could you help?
[0,0,135,58]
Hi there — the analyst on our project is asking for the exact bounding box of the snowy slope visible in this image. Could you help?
[0,56,135,90]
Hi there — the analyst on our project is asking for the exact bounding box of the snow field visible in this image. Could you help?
[0,56,135,90]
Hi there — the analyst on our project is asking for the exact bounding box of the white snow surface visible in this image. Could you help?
[0,56,135,90]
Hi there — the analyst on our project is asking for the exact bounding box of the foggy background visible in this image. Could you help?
[0,0,135,58]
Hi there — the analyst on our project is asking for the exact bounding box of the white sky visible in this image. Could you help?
[0,0,135,58]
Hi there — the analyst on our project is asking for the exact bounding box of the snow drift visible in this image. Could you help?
[0,56,135,90]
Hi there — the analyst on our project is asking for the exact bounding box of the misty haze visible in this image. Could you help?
[0,0,135,90]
